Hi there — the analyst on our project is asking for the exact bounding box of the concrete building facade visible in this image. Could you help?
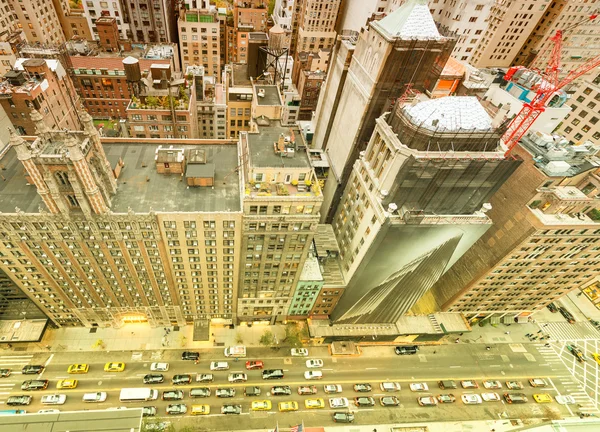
[178,7,221,77]
[10,0,66,45]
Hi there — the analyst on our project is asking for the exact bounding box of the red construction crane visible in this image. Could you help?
[502,13,600,157]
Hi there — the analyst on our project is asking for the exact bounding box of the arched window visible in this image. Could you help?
[55,171,70,186]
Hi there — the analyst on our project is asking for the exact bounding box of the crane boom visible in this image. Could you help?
[503,14,599,156]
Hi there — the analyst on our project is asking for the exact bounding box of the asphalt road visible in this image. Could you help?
[0,343,591,429]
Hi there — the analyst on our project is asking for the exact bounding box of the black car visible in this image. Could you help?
[181,351,200,361]
[142,406,157,417]
[353,383,372,392]
[354,396,375,407]
[244,386,261,397]
[271,386,292,396]
[395,345,419,355]
[7,395,32,406]
[216,388,235,398]
[559,307,576,324]
[162,390,184,401]
[333,412,355,423]
[221,404,242,415]
[21,365,45,375]
[262,369,284,380]
[21,380,49,391]
[143,374,164,384]
[547,302,558,313]
[172,374,192,385]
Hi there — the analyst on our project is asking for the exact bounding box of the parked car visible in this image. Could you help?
[380,396,400,406]
[380,382,401,392]
[436,394,456,404]
[291,348,309,357]
[409,383,429,392]
[190,387,211,398]
[461,394,483,405]
[216,388,235,398]
[483,380,502,389]
[418,396,438,406]
[244,386,261,397]
[196,374,214,383]
[460,380,479,389]
[304,398,325,409]
[221,404,242,415]
[394,345,419,355]
[506,381,524,390]
[304,371,323,380]
[333,412,354,423]
[437,380,457,389]
[251,400,272,411]
[162,390,184,401]
[150,363,169,372]
[41,394,66,405]
[354,396,375,407]
[481,392,501,402]
[228,373,248,383]
[262,369,284,380]
[297,385,317,395]
[353,383,372,392]
[271,386,292,396]
[529,378,548,388]
[559,306,576,324]
[324,384,342,394]
[21,365,44,375]
[172,375,192,385]
[143,374,164,384]
[210,362,229,371]
[305,359,324,368]
[504,393,528,404]
[7,395,32,406]
[166,404,187,415]
[181,351,200,361]
[278,401,298,412]
[142,406,157,417]
[245,361,264,370]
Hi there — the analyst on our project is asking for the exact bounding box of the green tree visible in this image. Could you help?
[283,322,304,347]
[235,332,244,344]
[259,330,275,346]
[268,0,275,15]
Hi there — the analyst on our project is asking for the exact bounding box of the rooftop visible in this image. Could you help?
[403,96,492,132]
[372,0,442,41]
[255,85,282,106]
[70,56,170,72]
[0,142,242,214]
[231,63,251,86]
[300,256,323,281]
[246,122,311,169]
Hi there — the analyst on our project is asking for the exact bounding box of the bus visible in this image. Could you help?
[0,410,27,415]
[119,388,158,402]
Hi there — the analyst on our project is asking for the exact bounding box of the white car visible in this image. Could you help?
[41,394,66,405]
[38,409,60,414]
[228,373,247,383]
[306,359,324,368]
[150,362,169,372]
[329,397,349,408]
[291,348,309,357]
[324,384,342,394]
[304,370,323,380]
[481,392,501,402]
[210,361,229,371]
[380,382,401,392]
[483,380,502,389]
[409,383,429,392]
[461,394,483,405]
[555,395,576,405]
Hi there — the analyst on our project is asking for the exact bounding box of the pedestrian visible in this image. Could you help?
[505,331,510,335]
[545,343,550,347]
[459,333,464,336]
[194,359,199,365]
[131,332,135,335]
[537,330,543,334]
[455,338,460,343]
[433,351,437,354]
[543,324,549,327]
[486,346,491,350]
[532,336,538,340]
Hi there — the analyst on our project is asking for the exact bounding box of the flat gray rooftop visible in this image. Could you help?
[247,122,312,169]
[256,85,281,106]
[0,143,241,214]
[108,143,241,213]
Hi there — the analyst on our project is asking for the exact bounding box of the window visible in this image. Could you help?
[469,17,478,22]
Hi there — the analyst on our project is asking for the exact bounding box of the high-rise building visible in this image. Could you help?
[315,1,456,222]
[187,65,227,139]
[422,135,600,320]
[178,7,221,77]
[224,64,254,139]
[11,0,66,44]
[51,0,93,41]
[80,0,128,41]
[231,0,269,64]
[120,0,176,43]
[0,58,80,135]
[0,111,243,328]
[329,96,520,324]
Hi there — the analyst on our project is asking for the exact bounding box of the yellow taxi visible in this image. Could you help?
[104,362,125,372]
[251,400,272,411]
[533,394,553,403]
[593,353,600,366]
[191,405,210,416]
[304,398,325,409]
[278,401,298,412]
[56,379,78,389]
[67,364,89,374]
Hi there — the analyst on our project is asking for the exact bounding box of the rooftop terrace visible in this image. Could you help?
[255,85,282,106]
[0,142,242,214]
[246,122,311,169]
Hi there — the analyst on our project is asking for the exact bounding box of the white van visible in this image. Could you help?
[82,392,107,403]
[224,346,246,358]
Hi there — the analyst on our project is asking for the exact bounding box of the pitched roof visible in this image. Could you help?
[70,56,170,71]
[373,0,442,41]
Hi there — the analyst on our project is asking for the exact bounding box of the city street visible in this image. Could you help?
[1,341,597,429]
